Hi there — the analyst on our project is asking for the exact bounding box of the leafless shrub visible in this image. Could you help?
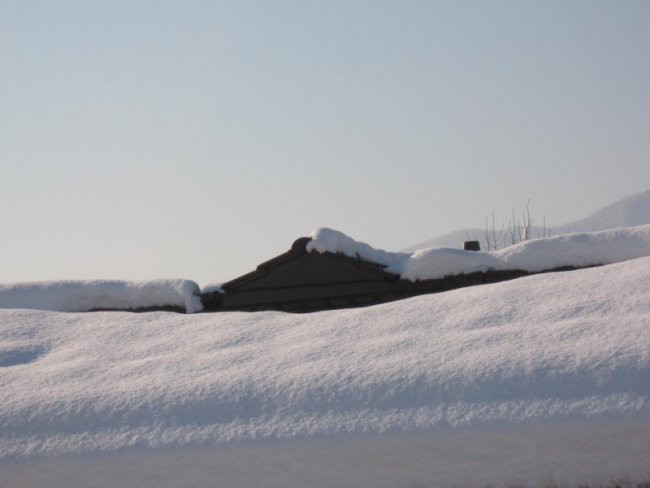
[484,200,550,250]
[484,210,504,251]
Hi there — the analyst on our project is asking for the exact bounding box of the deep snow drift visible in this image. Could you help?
[1,256,649,486]
[0,279,203,314]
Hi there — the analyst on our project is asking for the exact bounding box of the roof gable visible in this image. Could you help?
[222,238,397,292]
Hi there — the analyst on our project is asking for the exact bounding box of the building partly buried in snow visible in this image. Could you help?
[201,225,650,313]
[200,235,527,313]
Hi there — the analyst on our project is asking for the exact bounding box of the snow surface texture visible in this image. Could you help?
[1,257,649,484]
[0,279,203,314]
[403,190,650,251]
[2,420,649,488]
[309,224,650,282]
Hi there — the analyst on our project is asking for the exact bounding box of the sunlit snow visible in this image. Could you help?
[1,226,650,487]
[0,279,203,314]
[1,256,650,486]
[310,224,650,281]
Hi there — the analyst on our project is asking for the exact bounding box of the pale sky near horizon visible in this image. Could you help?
[2,1,649,285]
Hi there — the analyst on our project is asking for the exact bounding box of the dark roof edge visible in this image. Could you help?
[221,236,400,291]
[221,237,311,290]
[319,252,400,280]
[257,237,311,269]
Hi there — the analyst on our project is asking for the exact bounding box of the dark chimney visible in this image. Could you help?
[463,240,481,251]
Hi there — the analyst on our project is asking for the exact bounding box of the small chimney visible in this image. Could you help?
[463,240,481,251]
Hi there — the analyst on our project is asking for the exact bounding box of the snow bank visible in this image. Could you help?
[0,279,203,314]
[1,256,649,466]
[309,225,650,281]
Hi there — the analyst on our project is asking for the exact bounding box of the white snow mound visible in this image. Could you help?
[393,224,650,280]
[0,279,203,314]
[307,227,409,266]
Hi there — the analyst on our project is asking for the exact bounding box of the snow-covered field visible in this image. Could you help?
[1,253,650,486]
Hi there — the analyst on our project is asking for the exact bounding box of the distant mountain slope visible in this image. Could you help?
[403,228,485,251]
[558,190,650,233]
[404,191,650,251]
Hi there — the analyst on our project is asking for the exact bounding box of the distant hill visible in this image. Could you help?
[404,191,650,252]
[403,228,486,252]
[558,190,650,233]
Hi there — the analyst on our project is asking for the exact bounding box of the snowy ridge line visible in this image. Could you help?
[0,279,203,314]
[308,224,650,281]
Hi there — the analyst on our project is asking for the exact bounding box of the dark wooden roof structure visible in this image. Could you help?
[200,237,574,313]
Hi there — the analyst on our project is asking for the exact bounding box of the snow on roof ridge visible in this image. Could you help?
[306,227,410,267]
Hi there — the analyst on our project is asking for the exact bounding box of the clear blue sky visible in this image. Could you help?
[2,0,649,284]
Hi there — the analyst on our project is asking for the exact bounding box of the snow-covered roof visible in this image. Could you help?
[0,279,203,314]
[308,224,650,281]
[306,227,409,267]
[2,225,649,316]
